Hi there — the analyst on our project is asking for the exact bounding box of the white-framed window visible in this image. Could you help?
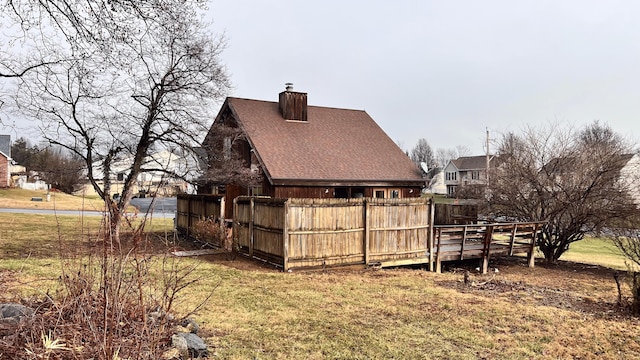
[373,189,402,199]
[471,170,480,180]
[446,172,457,181]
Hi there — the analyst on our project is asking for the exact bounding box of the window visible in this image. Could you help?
[471,171,480,180]
[374,190,385,198]
[223,137,232,160]
[447,185,457,197]
[390,189,400,198]
[117,173,124,181]
[446,172,457,181]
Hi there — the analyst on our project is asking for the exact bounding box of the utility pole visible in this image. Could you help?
[486,128,490,185]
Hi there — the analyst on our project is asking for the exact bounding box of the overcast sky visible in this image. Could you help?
[206,0,640,155]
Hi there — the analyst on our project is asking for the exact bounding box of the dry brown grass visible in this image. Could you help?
[0,188,105,211]
[1,212,639,359]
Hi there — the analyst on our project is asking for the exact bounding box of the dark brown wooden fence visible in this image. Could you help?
[176,194,225,237]
[434,203,478,225]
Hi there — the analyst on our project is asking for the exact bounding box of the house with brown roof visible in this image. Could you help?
[200,85,424,214]
[0,135,12,188]
[443,155,499,197]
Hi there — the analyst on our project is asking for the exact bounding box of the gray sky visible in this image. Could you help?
[206,0,640,155]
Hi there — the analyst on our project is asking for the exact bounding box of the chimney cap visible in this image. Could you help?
[285,83,293,91]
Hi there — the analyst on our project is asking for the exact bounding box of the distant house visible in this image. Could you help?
[0,135,11,188]
[201,85,424,215]
[78,150,197,197]
[443,155,499,197]
[422,167,447,195]
[543,153,640,206]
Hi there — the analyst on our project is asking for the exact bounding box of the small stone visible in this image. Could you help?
[176,332,209,358]
[0,303,34,323]
[171,334,189,358]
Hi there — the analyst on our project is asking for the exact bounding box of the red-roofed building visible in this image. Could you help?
[201,86,424,213]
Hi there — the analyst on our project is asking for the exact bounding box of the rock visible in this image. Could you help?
[171,334,189,358]
[175,332,209,358]
[0,303,34,323]
[180,317,200,334]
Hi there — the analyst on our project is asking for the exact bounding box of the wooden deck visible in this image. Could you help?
[432,222,543,273]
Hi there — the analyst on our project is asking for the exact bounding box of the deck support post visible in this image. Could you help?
[435,227,442,273]
[481,225,494,274]
[527,222,540,268]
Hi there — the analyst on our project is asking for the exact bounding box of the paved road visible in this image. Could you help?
[129,197,177,214]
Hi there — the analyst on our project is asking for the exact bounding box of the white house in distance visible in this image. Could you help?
[443,155,499,197]
[421,165,447,195]
[77,149,200,197]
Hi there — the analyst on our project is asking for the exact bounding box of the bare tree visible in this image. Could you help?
[10,3,230,243]
[435,147,468,168]
[488,121,638,263]
[410,138,434,169]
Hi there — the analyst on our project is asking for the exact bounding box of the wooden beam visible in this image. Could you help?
[528,222,540,268]
[282,199,290,272]
[460,225,468,260]
[435,227,443,273]
[249,197,254,257]
[364,199,370,266]
[509,224,518,256]
[428,199,435,272]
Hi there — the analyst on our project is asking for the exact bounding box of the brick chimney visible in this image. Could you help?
[278,83,307,121]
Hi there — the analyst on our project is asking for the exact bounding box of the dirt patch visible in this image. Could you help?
[437,257,631,319]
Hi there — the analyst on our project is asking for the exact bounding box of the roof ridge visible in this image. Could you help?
[227,97,367,113]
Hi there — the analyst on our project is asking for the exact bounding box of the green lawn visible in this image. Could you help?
[561,236,633,270]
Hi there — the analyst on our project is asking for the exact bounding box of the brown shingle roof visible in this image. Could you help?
[225,97,422,184]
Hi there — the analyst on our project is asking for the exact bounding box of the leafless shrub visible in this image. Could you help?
[1,214,214,359]
[192,218,236,260]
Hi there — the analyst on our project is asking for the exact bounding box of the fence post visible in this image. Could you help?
[429,200,435,272]
[186,196,192,238]
[283,199,289,271]
[233,197,238,254]
[364,199,370,266]
[528,222,540,268]
[481,224,494,274]
[220,196,226,220]
[249,197,255,257]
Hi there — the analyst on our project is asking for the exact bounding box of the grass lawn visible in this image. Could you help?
[1,213,640,359]
[562,237,634,271]
[0,188,105,211]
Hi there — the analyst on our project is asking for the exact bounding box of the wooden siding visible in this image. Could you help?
[278,90,308,121]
